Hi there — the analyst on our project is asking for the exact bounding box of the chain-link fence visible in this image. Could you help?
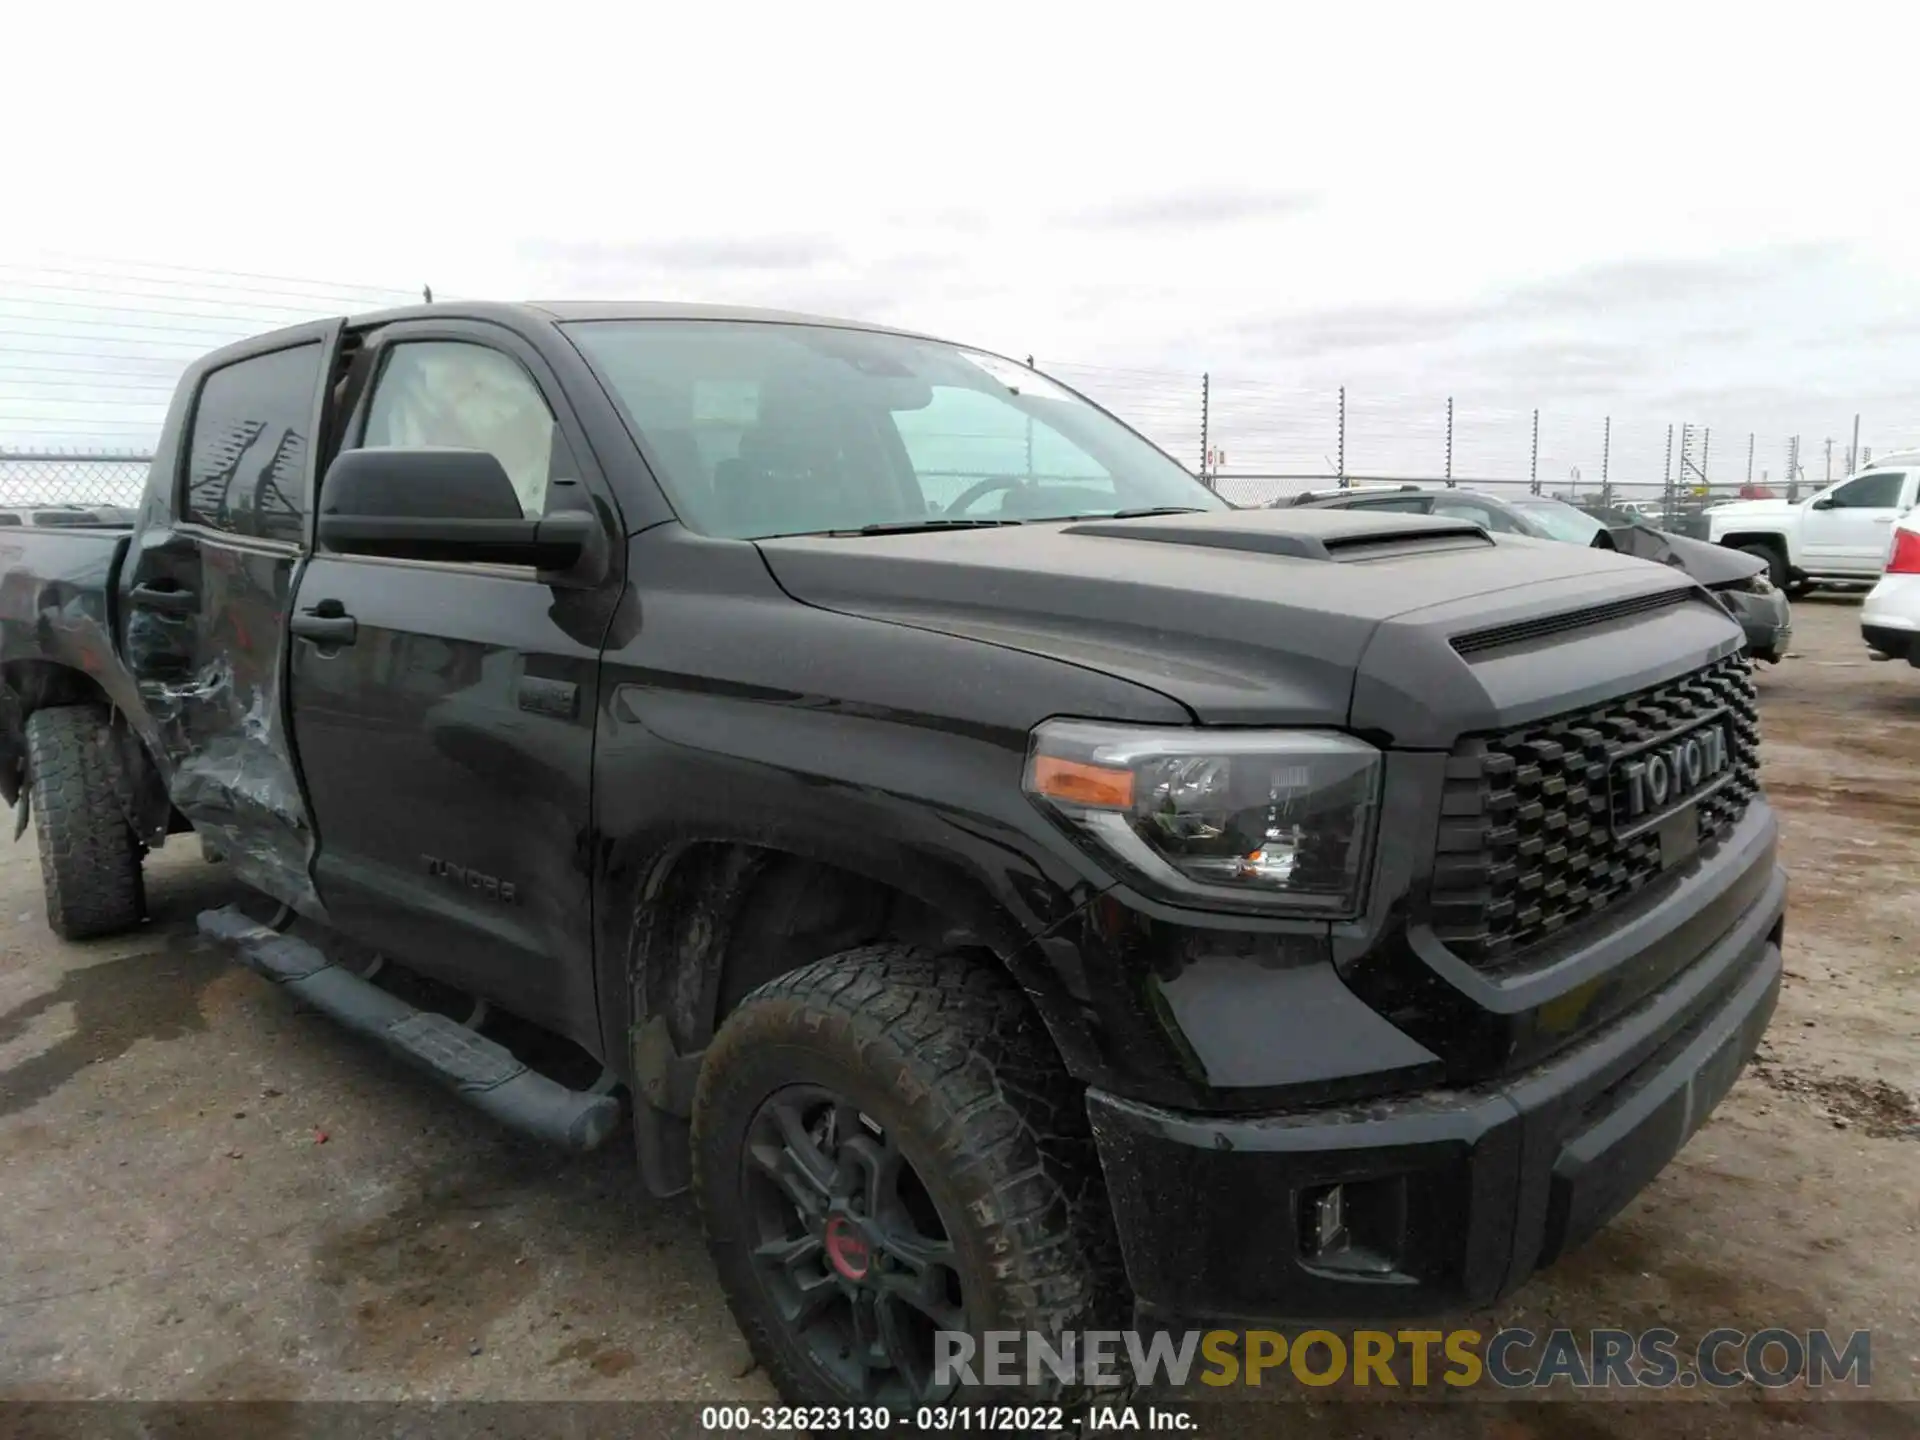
[0,257,416,513]
[0,449,151,510]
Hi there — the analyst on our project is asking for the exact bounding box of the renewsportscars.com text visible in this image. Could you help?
[934,1327,1872,1391]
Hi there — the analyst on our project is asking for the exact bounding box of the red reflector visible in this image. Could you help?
[1888,528,1920,575]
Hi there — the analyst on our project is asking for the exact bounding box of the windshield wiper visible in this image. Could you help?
[839,518,1027,536]
[1038,506,1210,522]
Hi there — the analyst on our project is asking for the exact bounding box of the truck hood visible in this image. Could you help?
[1707,498,1801,523]
[756,509,1743,744]
[1600,524,1765,587]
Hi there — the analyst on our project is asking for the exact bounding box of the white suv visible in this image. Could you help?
[1708,456,1919,592]
[1863,514,1920,665]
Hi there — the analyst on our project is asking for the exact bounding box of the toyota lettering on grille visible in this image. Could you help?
[1609,712,1735,839]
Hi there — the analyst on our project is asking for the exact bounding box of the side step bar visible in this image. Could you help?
[198,906,622,1153]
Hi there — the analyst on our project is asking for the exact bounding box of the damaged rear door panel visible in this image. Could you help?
[114,320,343,912]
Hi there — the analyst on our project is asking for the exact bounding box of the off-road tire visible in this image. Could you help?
[25,704,145,939]
[692,944,1126,1413]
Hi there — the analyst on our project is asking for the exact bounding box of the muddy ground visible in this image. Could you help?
[1,596,1915,1433]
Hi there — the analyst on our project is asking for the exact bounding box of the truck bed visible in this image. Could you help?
[0,521,139,808]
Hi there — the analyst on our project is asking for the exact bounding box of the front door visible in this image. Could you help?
[285,321,622,1043]
[1800,470,1908,575]
[116,323,340,912]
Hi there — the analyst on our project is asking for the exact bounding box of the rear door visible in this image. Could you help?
[117,322,341,911]
[1800,470,1908,574]
[284,319,622,1043]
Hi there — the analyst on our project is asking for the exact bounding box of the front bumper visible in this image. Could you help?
[1086,864,1786,1326]
[1717,587,1792,662]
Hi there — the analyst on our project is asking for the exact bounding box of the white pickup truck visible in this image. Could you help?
[1707,454,1920,593]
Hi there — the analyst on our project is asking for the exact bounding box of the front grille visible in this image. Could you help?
[1430,653,1761,969]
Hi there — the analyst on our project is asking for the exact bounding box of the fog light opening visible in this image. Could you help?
[1307,1183,1349,1257]
[1297,1176,1410,1278]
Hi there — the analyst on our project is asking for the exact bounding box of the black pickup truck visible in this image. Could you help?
[0,303,1785,1408]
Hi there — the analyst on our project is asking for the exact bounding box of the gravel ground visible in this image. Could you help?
[1,596,1915,1431]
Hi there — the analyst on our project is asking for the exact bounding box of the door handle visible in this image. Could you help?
[129,583,197,615]
[291,602,358,646]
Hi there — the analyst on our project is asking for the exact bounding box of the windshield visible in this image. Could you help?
[1509,497,1606,544]
[564,320,1224,538]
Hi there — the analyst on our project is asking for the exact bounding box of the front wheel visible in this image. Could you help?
[692,945,1124,1413]
[1737,542,1788,591]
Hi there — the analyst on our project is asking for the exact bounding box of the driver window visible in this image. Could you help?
[359,343,557,516]
[892,386,1116,517]
[1828,472,1904,509]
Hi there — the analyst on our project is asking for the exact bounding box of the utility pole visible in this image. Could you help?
[1529,409,1540,494]
[1849,413,1861,473]
[1445,397,1453,483]
[1336,386,1346,487]
[1024,356,1037,482]
[1601,416,1612,508]
[1198,373,1210,485]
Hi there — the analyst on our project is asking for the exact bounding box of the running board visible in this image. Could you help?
[198,906,622,1153]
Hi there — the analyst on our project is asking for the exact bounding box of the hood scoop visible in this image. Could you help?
[1450,585,1698,657]
[1062,509,1491,562]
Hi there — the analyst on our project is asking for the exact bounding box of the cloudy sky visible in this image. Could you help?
[6,1,1919,494]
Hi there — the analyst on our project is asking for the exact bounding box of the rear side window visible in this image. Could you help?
[183,342,323,545]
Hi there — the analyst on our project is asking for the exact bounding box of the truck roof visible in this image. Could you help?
[345,299,936,339]
[186,300,949,381]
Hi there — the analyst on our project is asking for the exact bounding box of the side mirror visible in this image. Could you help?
[1810,496,1835,511]
[317,448,602,578]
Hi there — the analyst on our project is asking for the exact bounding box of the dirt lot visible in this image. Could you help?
[2,596,1916,1431]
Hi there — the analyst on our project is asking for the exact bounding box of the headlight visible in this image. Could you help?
[1737,572,1776,596]
[1022,720,1382,917]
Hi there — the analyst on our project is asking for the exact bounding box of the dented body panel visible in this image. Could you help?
[111,322,341,912]
[0,525,139,807]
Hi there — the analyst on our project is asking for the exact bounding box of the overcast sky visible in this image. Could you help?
[5,1,1919,491]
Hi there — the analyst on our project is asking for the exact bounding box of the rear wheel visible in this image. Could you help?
[692,945,1123,1412]
[25,704,146,939]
